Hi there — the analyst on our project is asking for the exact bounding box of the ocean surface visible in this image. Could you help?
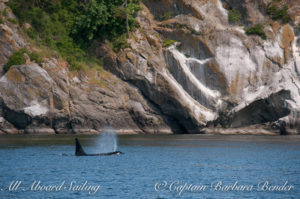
[0,134,300,199]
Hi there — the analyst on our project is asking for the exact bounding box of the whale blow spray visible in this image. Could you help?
[96,127,117,153]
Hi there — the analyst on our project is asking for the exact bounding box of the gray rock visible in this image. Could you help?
[0,59,172,134]
[1,1,300,135]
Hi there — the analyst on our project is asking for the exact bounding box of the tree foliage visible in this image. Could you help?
[8,0,141,70]
[71,0,140,45]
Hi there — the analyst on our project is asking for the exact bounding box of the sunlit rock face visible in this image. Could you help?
[101,0,300,134]
[0,1,300,134]
[0,61,173,134]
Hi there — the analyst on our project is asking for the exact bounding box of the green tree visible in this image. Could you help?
[8,0,141,70]
[71,0,140,44]
[71,0,109,44]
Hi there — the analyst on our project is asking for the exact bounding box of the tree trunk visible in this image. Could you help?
[125,0,129,38]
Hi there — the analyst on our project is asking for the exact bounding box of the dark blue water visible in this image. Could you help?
[0,135,300,199]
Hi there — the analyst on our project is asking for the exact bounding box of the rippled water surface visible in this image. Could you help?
[0,134,300,198]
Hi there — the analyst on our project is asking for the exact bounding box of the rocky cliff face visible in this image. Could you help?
[0,2,171,134]
[0,0,300,134]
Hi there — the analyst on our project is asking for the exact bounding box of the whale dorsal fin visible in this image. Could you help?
[75,138,87,156]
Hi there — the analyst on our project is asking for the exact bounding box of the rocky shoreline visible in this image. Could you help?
[1,1,300,135]
[0,126,294,135]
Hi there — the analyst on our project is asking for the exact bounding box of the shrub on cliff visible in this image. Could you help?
[112,34,129,52]
[228,8,242,24]
[28,51,43,65]
[245,24,266,40]
[4,49,27,72]
[4,49,43,72]
[266,4,290,23]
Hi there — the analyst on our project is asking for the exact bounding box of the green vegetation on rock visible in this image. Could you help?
[266,3,290,23]
[111,34,129,52]
[7,18,18,24]
[2,9,8,17]
[71,0,141,45]
[28,51,43,65]
[4,49,26,72]
[228,8,242,24]
[245,24,266,40]
[158,12,175,21]
[8,0,141,71]
[4,49,43,72]
[163,39,177,48]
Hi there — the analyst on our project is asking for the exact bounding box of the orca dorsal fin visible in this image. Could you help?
[75,138,87,156]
